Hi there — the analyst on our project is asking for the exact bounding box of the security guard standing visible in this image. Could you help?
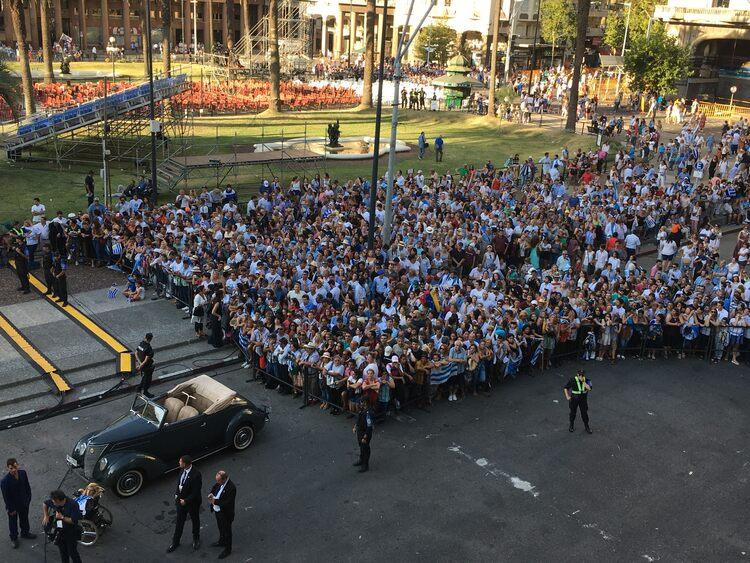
[136,333,155,397]
[563,369,593,434]
[352,398,374,473]
[11,239,30,294]
[41,246,55,296]
[51,252,68,306]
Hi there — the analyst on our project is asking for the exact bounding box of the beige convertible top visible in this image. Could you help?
[167,374,237,415]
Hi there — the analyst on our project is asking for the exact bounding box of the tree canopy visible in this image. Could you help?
[623,28,692,95]
[603,0,661,53]
[539,0,576,52]
[414,24,457,65]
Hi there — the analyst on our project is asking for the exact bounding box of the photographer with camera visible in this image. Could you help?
[42,489,82,563]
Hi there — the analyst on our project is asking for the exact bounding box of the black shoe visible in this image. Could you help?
[585,427,593,434]
[11,539,19,549]
[193,539,201,550]
[144,392,154,398]
[358,466,369,473]
[353,461,362,467]
[44,291,51,295]
[20,532,37,539]
[218,550,231,559]
[61,302,68,307]
[22,290,30,294]
[568,425,574,432]
[167,544,179,553]
[210,541,225,548]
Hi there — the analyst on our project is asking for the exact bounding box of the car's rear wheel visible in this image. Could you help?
[232,425,255,450]
[115,469,144,497]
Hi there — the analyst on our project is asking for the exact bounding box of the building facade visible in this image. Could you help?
[0,0,267,52]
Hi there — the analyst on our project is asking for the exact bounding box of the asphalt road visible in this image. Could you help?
[0,358,749,563]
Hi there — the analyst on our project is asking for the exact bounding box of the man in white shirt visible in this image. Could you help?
[31,198,46,223]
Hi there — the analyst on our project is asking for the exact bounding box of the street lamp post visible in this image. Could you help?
[367,0,389,250]
[615,1,632,97]
[382,0,436,248]
[145,0,159,201]
[527,0,542,91]
[504,0,519,82]
[730,85,738,113]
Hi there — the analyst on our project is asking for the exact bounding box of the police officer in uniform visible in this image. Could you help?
[564,369,592,434]
[352,398,374,473]
[51,252,68,306]
[136,333,155,397]
[11,239,30,294]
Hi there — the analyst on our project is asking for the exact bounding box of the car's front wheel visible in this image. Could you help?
[232,425,255,450]
[114,469,144,497]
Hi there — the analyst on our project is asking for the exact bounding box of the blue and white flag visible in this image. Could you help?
[107,284,119,299]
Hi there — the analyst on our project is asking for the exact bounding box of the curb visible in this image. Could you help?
[0,353,241,431]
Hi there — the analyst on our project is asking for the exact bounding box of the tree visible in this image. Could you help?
[565,0,590,132]
[263,0,281,115]
[604,0,662,54]
[161,0,171,77]
[357,0,375,110]
[7,0,36,115]
[38,0,54,84]
[624,28,691,95]
[0,59,22,119]
[486,0,501,119]
[539,0,575,65]
[414,24,457,65]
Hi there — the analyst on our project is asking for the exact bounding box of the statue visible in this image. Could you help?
[326,119,342,148]
[60,56,71,75]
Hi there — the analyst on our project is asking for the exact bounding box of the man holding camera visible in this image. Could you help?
[42,489,82,563]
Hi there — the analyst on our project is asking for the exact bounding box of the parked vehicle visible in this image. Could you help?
[67,375,269,497]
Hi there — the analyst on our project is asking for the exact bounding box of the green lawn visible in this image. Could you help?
[0,109,591,225]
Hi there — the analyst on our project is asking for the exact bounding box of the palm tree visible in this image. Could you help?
[263,0,281,115]
[565,0,590,132]
[161,0,171,77]
[0,59,22,119]
[38,0,54,84]
[486,0,501,119]
[357,0,375,110]
[7,0,36,115]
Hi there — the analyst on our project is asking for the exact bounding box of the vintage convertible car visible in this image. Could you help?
[67,375,268,497]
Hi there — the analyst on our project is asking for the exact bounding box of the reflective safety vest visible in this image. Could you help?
[571,377,587,395]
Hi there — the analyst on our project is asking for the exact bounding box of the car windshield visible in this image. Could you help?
[131,395,166,426]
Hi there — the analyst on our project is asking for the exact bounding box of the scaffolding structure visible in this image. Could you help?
[234,0,313,76]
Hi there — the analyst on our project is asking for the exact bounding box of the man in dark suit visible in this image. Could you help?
[168,455,202,553]
[208,470,236,559]
[1,458,36,548]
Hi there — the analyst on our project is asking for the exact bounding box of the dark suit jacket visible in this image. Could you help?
[175,467,202,508]
[1,470,32,512]
[209,479,236,522]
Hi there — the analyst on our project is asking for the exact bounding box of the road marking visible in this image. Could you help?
[0,311,71,393]
[448,444,540,498]
[10,260,133,374]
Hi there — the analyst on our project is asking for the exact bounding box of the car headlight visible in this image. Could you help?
[75,441,87,456]
[98,457,108,472]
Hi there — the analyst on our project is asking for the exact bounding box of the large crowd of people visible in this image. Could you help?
[6,107,750,418]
